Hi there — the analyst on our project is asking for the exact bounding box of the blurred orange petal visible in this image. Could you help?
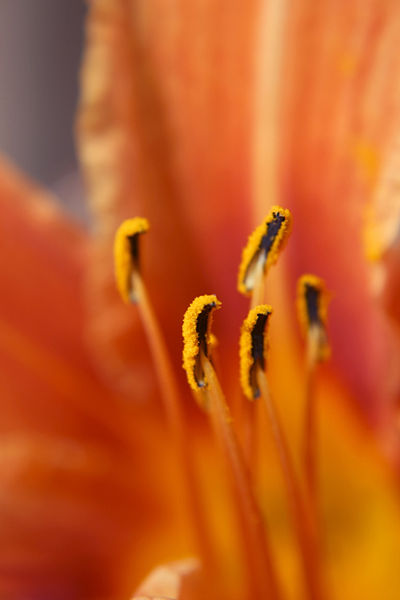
[279,0,400,422]
[0,157,183,597]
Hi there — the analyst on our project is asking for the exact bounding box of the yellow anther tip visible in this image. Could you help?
[297,274,330,361]
[114,217,149,303]
[182,294,221,393]
[237,206,292,296]
[239,305,273,400]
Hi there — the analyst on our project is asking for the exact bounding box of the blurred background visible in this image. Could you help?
[0,0,86,219]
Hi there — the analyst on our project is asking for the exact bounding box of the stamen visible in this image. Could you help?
[240,306,325,600]
[237,206,292,297]
[183,297,282,599]
[114,217,149,303]
[297,275,330,527]
[297,274,330,364]
[114,223,217,575]
[239,305,272,400]
[182,295,221,396]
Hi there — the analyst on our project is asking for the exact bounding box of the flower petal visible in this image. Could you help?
[0,155,133,438]
[277,0,400,421]
[77,0,259,392]
[0,157,186,596]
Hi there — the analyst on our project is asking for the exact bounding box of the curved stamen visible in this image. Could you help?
[182,295,221,399]
[297,274,330,365]
[238,206,292,300]
[240,305,273,400]
[297,274,330,526]
[114,217,149,303]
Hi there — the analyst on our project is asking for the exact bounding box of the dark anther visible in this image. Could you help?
[305,284,320,325]
[194,302,216,387]
[260,212,286,255]
[127,234,140,265]
[196,302,216,357]
[249,311,271,398]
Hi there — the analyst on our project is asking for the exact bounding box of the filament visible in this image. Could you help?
[114,221,217,576]
[297,275,330,519]
[135,273,218,575]
[132,271,181,432]
[258,369,325,600]
[201,354,282,600]
[304,341,318,520]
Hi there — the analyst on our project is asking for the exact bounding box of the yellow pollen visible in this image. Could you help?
[239,305,273,400]
[237,206,292,296]
[297,274,330,362]
[114,217,149,303]
[182,295,221,394]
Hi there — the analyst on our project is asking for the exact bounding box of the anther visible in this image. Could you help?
[239,305,272,400]
[297,274,330,363]
[182,295,221,394]
[238,206,292,296]
[114,217,149,303]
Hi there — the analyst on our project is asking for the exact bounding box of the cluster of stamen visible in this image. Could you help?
[113,207,330,600]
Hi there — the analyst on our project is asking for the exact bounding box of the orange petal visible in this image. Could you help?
[77,0,260,394]
[0,156,132,439]
[277,0,400,422]
[0,157,186,596]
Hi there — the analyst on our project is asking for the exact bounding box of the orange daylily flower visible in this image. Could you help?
[1,1,400,599]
